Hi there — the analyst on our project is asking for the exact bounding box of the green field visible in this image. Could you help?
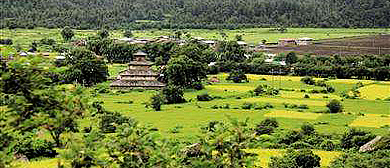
[93,72,390,138]
[3,72,389,167]
[1,28,389,51]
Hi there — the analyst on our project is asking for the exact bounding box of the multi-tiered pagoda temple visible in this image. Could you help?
[110,51,165,89]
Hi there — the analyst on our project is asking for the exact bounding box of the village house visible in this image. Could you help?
[278,38,297,46]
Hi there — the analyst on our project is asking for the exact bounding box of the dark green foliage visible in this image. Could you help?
[255,118,279,135]
[10,134,57,159]
[123,29,133,38]
[1,0,390,29]
[40,38,56,45]
[241,102,254,109]
[301,123,315,135]
[278,130,303,145]
[320,140,336,151]
[286,52,297,65]
[326,99,343,113]
[330,150,390,168]
[64,48,108,86]
[269,149,320,168]
[163,55,207,88]
[150,94,164,111]
[253,84,279,96]
[218,41,247,62]
[0,39,12,45]
[162,85,186,104]
[98,29,109,39]
[341,128,375,149]
[99,111,135,133]
[304,94,310,98]
[227,70,248,83]
[301,76,315,85]
[61,26,74,41]
[290,142,313,149]
[197,93,214,101]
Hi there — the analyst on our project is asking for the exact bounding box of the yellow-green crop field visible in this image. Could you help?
[359,84,390,100]
[350,114,390,128]
[246,149,343,168]
[264,110,322,120]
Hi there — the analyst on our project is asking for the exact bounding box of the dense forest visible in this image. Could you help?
[1,0,389,29]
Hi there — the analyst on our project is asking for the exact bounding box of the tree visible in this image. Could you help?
[61,26,74,41]
[326,99,343,113]
[226,70,248,83]
[255,118,279,135]
[269,149,320,168]
[0,56,87,147]
[286,52,298,65]
[163,55,207,88]
[123,29,133,38]
[64,48,108,86]
[150,94,164,111]
[162,85,186,104]
[98,29,109,39]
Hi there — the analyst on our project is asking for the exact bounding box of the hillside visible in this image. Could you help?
[1,0,389,29]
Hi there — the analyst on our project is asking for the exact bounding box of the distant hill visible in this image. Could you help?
[1,0,389,29]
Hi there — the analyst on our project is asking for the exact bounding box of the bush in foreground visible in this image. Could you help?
[326,99,343,113]
[269,149,320,168]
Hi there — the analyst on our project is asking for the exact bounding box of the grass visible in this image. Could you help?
[349,114,390,128]
[246,149,343,168]
[264,110,322,120]
[95,73,390,137]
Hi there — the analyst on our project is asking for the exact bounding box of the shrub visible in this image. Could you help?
[290,142,313,149]
[301,76,315,85]
[278,130,303,145]
[255,118,279,135]
[11,134,57,159]
[197,93,213,101]
[99,111,135,133]
[326,99,343,113]
[297,104,309,109]
[0,39,12,45]
[226,70,248,83]
[40,38,56,45]
[242,102,253,109]
[150,94,164,111]
[304,94,310,98]
[163,85,186,104]
[301,123,315,135]
[341,128,375,149]
[254,84,279,96]
[269,149,320,168]
[326,86,335,93]
[320,140,335,151]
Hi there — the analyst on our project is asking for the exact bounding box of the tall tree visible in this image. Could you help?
[64,48,108,86]
[61,26,75,41]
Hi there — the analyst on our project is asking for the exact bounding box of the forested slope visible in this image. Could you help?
[1,0,389,29]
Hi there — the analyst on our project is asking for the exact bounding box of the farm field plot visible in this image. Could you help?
[359,84,390,100]
[264,110,322,120]
[246,149,343,168]
[269,34,390,55]
[350,114,390,128]
[98,74,390,137]
[1,28,389,49]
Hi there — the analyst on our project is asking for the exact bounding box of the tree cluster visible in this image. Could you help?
[1,0,389,29]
